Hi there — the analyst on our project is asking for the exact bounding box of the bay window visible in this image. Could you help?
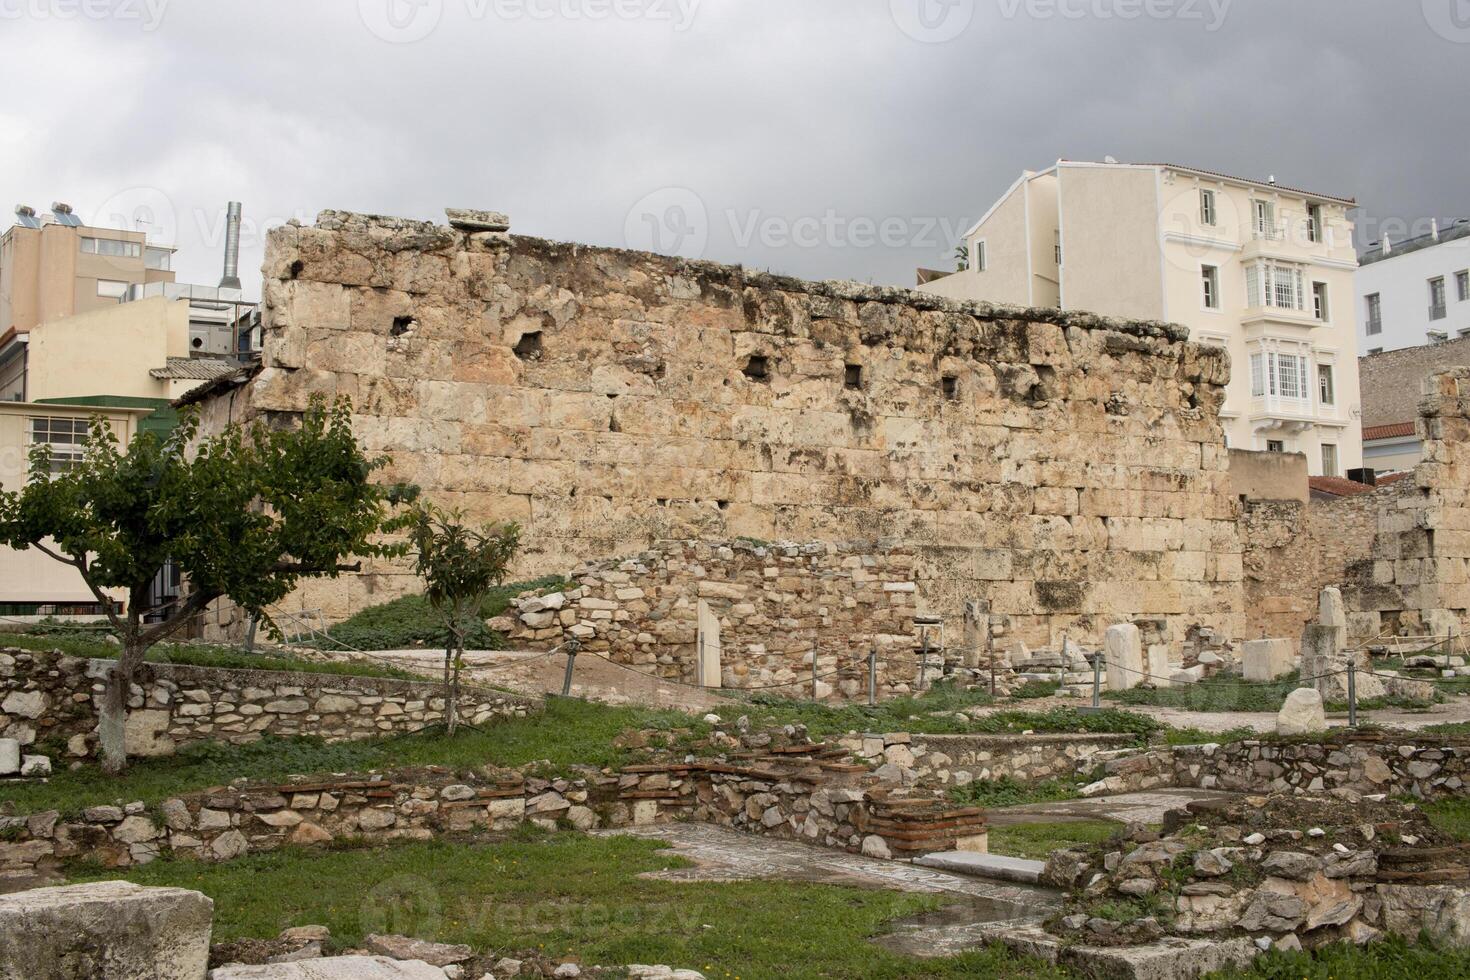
[1249,350,1309,401]
[1245,261,1306,311]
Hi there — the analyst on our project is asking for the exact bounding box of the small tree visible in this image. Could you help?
[406,503,520,734]
[954,243,970,272]
[0,397,412,773]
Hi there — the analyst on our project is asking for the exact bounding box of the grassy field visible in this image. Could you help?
[1423,798,1470,842]
[69,833,1070,980]
[987,820,1121,861]
[0,631,416,681]
[1104,674,1302,713]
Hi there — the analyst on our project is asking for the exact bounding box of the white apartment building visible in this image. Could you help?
[919,161,1363,477]
[1356,220,1470,354]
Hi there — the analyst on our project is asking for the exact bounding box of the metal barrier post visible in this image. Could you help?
[1092,654,1103,710]
[868,647,877,707]
[561,640,580,697]
[1347,661,1358,729]
[811,641,819,702]
[1445,632,1454,661]
[918,632,929,692]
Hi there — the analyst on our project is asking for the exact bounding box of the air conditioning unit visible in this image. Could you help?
[189,323,233,357]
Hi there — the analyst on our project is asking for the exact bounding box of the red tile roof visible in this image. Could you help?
[1362,421,1417,441]
[1309,476,1377,497]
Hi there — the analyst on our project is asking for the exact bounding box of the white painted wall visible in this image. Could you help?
[1355,229,1470,354]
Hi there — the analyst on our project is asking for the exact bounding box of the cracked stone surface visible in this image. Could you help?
[986,789,1239,828]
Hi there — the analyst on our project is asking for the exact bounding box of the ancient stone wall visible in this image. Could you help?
[193,209,1244,651]
[1085,734,1470,800]
[0,648,536,759]
[849,731,1135,786]
[502,539,925,696]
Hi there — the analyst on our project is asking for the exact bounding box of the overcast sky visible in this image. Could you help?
[4,0,1468,295]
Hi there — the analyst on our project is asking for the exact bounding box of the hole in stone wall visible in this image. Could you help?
[514,331,544,360]
[844,364,863,389]
[942,376,959,400]
[391,316,416,337]
[743,354,770,382]
[717,500,730,510]
[288,260,304,280]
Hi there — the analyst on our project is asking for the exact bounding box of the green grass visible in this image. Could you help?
[949,777,1081,809]
[987,820,1122,861]
[1161,726,1260,746]
[303,577,570,651]
[1104,673,1303,713]
[1212,934,1470,979]
[2,699,703,817]
[70,835,1069,980]
[1423,798,1470,842]
[1423,721,1470,737]
[0,632,416,681]
[1010,680,1061,700]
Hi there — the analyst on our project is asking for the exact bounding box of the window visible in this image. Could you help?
[973,240,986,272]
[80,237,141,258]
[1267,440,1285,453]
[1201,265,1220,309]
[1246,261,1305,310]
[1365,293,1382,335]
[1053,231,1062,266]
[1252,199,1277,238]
[1458,270,1469,302]
[29,417,89,473]
[1321,444,1339,478]
[144,247,172,271]
[1251,350,1308,400]
[1318,364,1335,406]
[1200,189,1217,226]
[1312,281,1329,322]
[941,376,959,400]
[1430,277,1447,320]
[1306,204,1323,243]
[96,279,129,300]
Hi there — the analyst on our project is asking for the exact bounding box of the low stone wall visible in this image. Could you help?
[500,539,927,700]
[842,731,1136,787]
[0,731,992,882]
[1086,733,1470,800]
[0,648,537,759]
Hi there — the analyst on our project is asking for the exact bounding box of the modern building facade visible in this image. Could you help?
[1357,334,1470,473]
[1355,220,1470,354]
[0,400,151,617]
[919,161,1364,476]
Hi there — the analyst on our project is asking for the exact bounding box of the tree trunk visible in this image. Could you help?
[446,628,463,736]
[99,621,143,775]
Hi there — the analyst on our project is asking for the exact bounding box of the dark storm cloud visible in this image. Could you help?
[2,0,1466,292]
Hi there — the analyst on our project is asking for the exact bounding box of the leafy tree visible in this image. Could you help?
[406,503,521,734]
[0,398,413,773]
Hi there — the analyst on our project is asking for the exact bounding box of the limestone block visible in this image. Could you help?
[1278,688,1327,736]
[209,957,449,978]
[1146,645,1171,688]
[1318,587,1347,647]
[1104,624,1144,692]
[125,709,177,758]
[1243,639,1296,682]
[0,881,212,980]
[0,737,18,775]
[1,689,47,719]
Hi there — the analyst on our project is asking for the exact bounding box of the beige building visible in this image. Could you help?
[0,400,151,617]
[920,161,1364,476]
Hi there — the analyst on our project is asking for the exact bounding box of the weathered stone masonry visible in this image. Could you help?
[0,647,536,759]
[195,210,1245,651]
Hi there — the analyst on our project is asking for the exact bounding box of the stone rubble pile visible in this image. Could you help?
[1043,793,1470,951]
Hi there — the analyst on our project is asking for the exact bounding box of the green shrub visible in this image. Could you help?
[949,776,1081,808]
[1010,680,1060,700]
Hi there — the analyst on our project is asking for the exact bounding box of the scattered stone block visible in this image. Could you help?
[1277,689,1327,736]
[0,881,212,980]
[364,934,473,967]
[1145,645,1171,688]
[1104,624,1144,693]
[0,737,19,775]
[1243,639,1295,682]
[210,956,449,978]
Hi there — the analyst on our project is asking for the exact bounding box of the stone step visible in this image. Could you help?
[911,850,1046,885]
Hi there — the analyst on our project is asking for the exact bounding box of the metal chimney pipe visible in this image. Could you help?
[220,201,243,289]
